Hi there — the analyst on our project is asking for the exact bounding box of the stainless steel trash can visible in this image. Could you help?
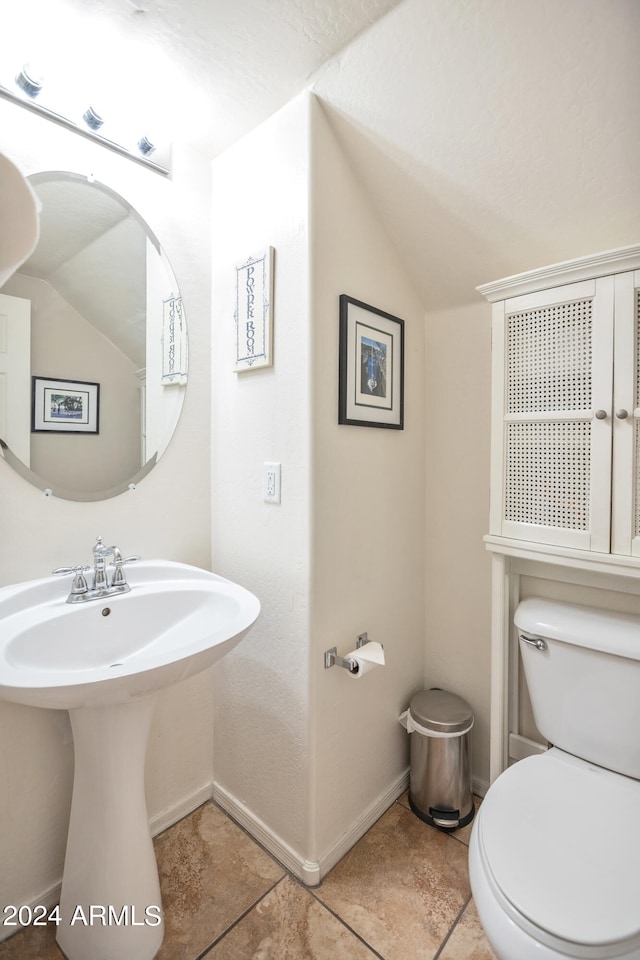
[401,688,474,831]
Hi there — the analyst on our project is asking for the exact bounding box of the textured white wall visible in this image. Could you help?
[0,97,213,913]
[309,98,426,862]
[210,94,313,855]
[211,94,427,875]
[424,302,493,786]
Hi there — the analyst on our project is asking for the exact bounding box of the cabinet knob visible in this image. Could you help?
[595,409,608,420]
[615,409,629,419]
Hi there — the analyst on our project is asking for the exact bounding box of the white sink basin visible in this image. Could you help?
[0,559,260,708]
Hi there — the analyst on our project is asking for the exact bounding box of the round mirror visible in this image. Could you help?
[0,172,187,500]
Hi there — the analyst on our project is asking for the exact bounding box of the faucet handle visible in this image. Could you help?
[111,555,140,587]
[70,565,90,596]
[52,564,90,598]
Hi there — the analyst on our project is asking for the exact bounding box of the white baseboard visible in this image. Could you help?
[212,782,321,884]
[472,775,489,798]
[314,769,410,882]
[0,880,62,943]
[213,769,410,887]
[150,782,214,837]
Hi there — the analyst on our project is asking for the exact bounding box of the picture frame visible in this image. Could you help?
[234,246,274,371]
[32,376,100,434]
[338,295,404,429]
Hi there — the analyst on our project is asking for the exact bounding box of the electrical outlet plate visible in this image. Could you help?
[263,462,281,503]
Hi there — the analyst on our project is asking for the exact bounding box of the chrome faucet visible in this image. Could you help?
[53,536,140,604]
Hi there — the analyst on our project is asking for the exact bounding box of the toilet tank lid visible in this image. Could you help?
[515,598,640,661]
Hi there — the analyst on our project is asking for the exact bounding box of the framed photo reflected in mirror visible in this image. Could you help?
[32,376,100,434]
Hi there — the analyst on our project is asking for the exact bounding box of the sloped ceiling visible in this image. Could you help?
[33,0,640,314]
[26,177,148,366]
[309,0,640,309]
[55,0,405,154]
[123,0,639,311]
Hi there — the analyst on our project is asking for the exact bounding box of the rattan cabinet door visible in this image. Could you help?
[490,277,615,551]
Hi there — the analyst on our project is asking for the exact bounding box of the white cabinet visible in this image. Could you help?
[480,246,640,782]
[480,246,640,557]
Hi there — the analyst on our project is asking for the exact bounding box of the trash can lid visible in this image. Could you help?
[409,688,473,734]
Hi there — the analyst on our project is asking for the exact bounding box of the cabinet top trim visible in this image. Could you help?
[484,534,640,580]
[477,243,640,302]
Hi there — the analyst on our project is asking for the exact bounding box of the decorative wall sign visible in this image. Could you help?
[234,247,274,371]
[338,295,404,429]
[32,376,100,434]
[161,295,188,385]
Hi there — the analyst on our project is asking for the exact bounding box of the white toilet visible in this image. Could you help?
[469,597,640,960]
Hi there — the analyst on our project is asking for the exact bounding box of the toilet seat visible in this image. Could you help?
[476,749,640,959]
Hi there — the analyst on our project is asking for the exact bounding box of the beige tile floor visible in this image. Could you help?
[0,793,496,959]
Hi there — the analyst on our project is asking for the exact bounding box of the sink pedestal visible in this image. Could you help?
[57,696,164,960]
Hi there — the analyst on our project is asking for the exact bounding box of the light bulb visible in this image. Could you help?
[82,105,104,130]
[15,63,44,98]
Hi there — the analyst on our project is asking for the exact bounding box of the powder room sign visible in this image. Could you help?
[234,247,274,371]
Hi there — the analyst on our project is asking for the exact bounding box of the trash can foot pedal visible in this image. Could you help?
[408,793,475,832]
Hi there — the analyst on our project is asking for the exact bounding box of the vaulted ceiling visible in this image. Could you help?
[309,0,640,309]
[15,0,640,312]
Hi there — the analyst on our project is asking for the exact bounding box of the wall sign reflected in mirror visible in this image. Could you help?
[0,171,187,500]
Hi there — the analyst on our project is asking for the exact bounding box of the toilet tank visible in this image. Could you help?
[515,598,640,779]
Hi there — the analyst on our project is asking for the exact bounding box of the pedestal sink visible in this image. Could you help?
[0,560,260,960]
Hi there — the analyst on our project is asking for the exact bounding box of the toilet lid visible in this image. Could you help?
[479,750,640,955]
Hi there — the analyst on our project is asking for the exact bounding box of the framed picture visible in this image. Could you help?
[32,377,100,434]
[234,246,274,371]
[338,295,404,429]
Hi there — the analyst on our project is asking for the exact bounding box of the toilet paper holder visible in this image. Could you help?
[324,633,370,674]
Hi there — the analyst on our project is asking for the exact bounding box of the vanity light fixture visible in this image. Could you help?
[0,63,169,175]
